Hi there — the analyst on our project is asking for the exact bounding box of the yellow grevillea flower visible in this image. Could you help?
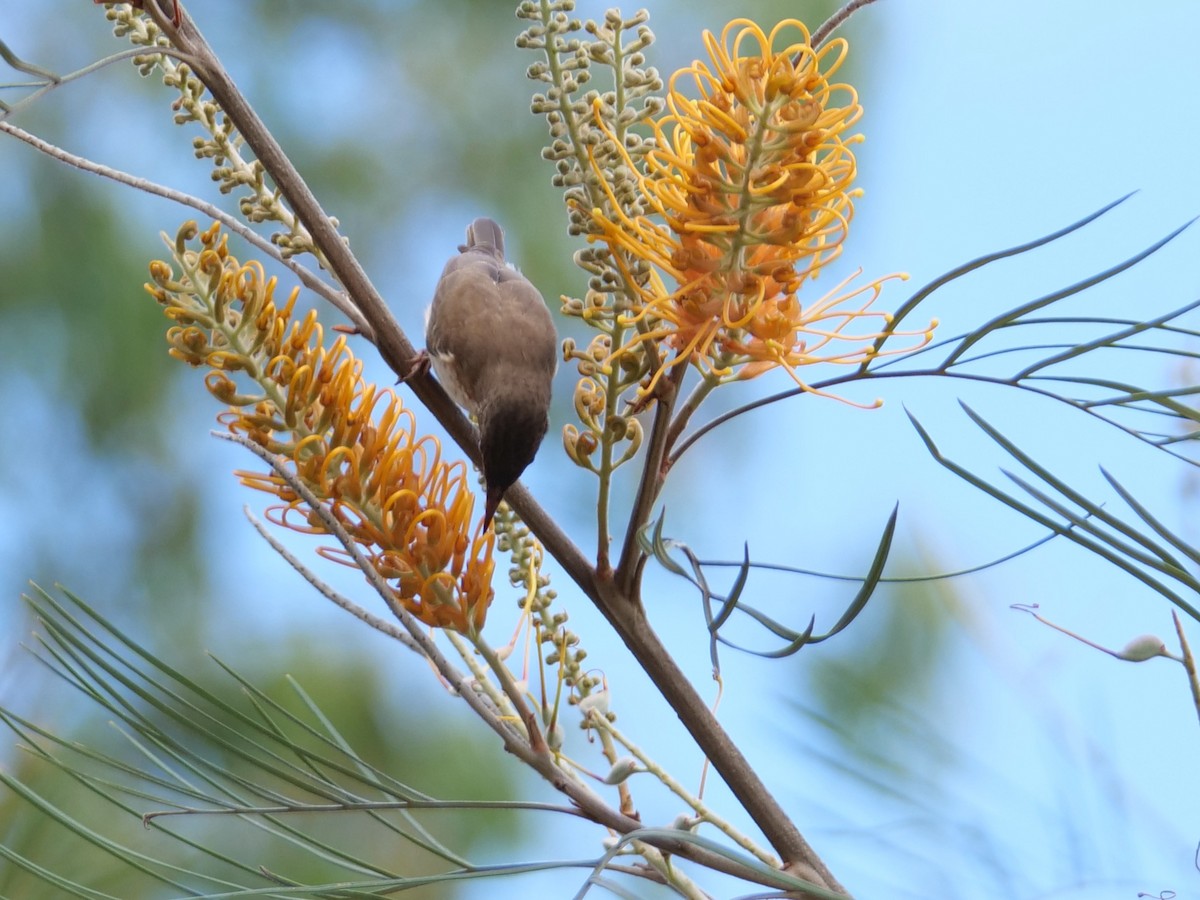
[147,222,495,633]
[589,18,934,397]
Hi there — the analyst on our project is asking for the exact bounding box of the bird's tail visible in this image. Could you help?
[464,217,505,259]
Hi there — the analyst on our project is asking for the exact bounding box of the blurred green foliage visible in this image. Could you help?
[0,2,914,896]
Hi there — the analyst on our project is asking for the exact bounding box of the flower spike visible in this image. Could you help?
[587,19,934,399]
[148,221,496,633]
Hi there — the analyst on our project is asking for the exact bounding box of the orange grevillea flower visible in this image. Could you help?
[588,18,934,399]
[147,221,495,633]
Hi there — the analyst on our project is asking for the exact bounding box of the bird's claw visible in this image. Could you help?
[396,350,432,384]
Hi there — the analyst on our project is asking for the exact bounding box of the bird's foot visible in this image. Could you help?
[626,375,677,414]
[396,350,432,384]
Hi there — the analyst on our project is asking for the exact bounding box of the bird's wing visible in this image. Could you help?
[426,255,529,407]
[490,269,557,370]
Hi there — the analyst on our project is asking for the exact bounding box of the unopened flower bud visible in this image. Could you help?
[603,757,642,784]
[1117,634,1167,662]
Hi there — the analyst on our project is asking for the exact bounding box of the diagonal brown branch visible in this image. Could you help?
[136,1,845,891]
[216,446,823,890]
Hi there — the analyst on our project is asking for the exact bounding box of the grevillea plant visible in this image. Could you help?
[0,2,1197,898]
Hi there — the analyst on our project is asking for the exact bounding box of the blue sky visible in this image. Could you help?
[2,2,1199,897]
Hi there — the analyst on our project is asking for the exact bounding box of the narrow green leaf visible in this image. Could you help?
[941,217,1196,368]
[907,409,1200,618]
[1101,467,1200,568]
[959,403,1196,581]
[1014,296,1200,379]
[865,193,1137,369]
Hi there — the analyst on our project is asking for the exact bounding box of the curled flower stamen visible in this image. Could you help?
[583,18,934,399]
[149,221,495,633]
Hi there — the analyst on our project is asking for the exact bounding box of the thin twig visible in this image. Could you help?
[214,434,790,886]
[670,355,1200,471]
[811,0,880,48]
[214,435,511,729]
[215,439,630,816]
[240,505,420,653]
[0,44,163,121]
[588,712,777,868]
[0,120,366,334]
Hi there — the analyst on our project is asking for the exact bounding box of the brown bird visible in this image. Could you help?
[425,217,557,528]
